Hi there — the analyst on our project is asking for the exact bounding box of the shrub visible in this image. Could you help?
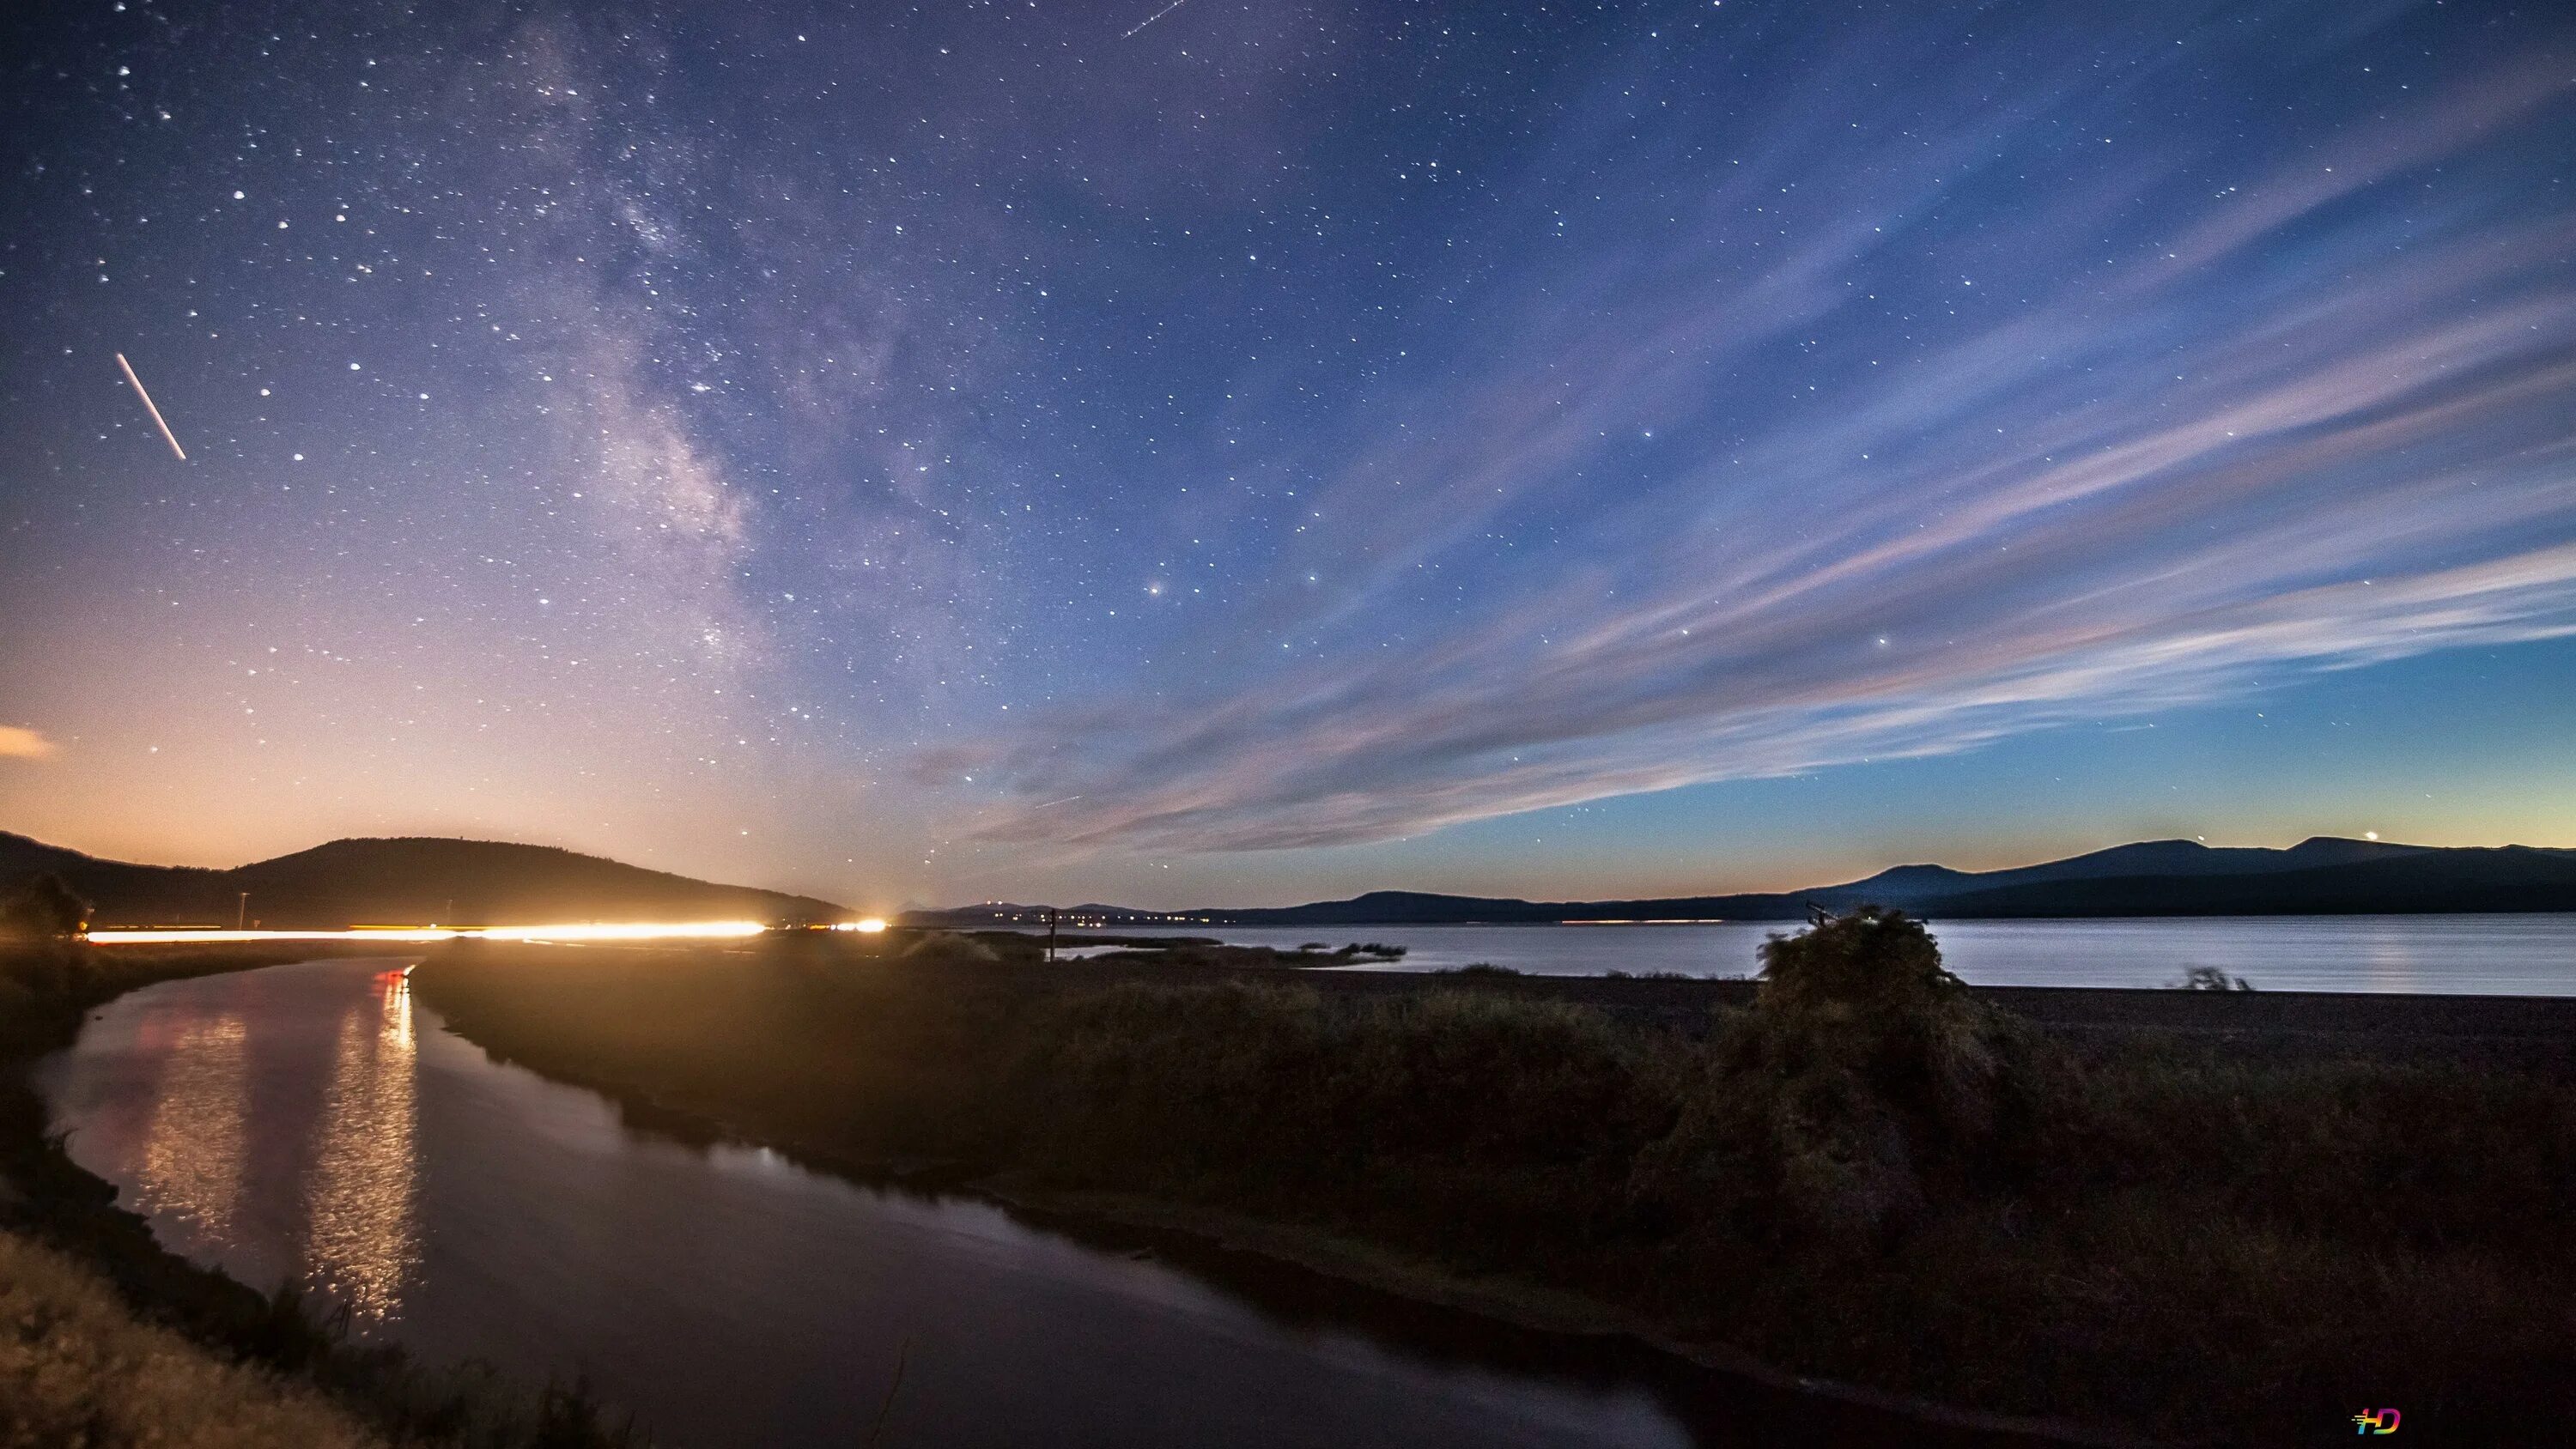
[2167,965,2256,991]
[1635,907,2054,1252]
[0,872,89,943]
[0,1231,384,1448]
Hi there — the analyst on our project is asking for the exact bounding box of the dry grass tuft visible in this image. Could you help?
[0,1228,384,1449]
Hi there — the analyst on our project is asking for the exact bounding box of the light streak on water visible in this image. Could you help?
[304,972,420,1323]
[137,1014,249,1239]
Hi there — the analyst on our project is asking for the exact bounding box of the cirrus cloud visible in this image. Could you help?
[0,727,58,761]
[946,8,2576,854]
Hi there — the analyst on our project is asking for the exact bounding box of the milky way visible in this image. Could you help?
[3,2,2572,906]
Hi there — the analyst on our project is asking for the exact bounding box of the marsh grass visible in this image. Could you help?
[411,918,2576,1443]
[0,1228,383,1449]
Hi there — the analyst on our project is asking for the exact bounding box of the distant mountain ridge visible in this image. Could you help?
[1826,835,2433,900]
[0,832,845,928]
[905,837,2576,927]
[16,828,2568,931]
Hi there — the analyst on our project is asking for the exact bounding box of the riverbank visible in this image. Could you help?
[413,923,2576,1446]
[0,943,637,1448]
[0,1228,386,1447]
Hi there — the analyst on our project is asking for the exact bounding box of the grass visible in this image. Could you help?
[0,1228,383,1449]
[410,915,2576,1444]
[0,940,641,1448]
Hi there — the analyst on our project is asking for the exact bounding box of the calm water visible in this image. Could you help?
[35,958,2029,1449]
[1118,914,2576,994]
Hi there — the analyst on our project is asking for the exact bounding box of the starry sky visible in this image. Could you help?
[3,0,2573,912]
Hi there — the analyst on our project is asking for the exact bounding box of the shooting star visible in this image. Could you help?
[1123,0,1191,39]
[114,352,186,460]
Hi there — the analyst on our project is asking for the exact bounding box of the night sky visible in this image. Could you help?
[4,1,2573,911]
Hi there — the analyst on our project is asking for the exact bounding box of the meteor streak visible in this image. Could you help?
[114,352,186,459]
[1122,0,1191,39]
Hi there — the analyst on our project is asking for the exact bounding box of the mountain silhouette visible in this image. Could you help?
[908,837,2576,926]
[1820,835,2436,900]
[1,832,844,928]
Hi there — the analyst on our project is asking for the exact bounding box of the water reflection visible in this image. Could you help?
[137,1014,249,1239]
[301,971,420,1321]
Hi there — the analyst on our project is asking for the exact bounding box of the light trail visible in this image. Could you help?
[85,920,773,945]
[1122,0,1191,39]
[114,352,187,460]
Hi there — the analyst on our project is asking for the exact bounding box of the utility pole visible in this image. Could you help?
[1045,906,1059,964]
[237,892,249,931]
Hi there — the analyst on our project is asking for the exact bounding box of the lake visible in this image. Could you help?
[34,957,2049,1448]
[1110,914,2576,994]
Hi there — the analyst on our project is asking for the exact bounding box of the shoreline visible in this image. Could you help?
[970,1181,2143,1449]
[426,986,2136,1447]
[0,944,631,1449]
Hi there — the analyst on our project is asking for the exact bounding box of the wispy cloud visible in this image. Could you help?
[956,11,2576,852]
[0,726,58,761]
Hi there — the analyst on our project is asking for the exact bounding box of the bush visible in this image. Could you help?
[0,873,90,943]
[1635,907,2053,1251]
[0,1230,384,1448]
[2167,965,2256,991]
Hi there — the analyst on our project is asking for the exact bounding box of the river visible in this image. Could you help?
[33,957,2050,1449]
[1112,914,2576,994]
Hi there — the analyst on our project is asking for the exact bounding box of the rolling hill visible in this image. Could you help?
[905,837,2576,926]
[0,833,846,928]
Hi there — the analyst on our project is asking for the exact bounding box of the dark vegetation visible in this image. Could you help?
[1084,937,1410,971]
[1284,940,1407,961]
[415,912,2576,1445]
[0,897,640,1447]
[2167,965,2257,992]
